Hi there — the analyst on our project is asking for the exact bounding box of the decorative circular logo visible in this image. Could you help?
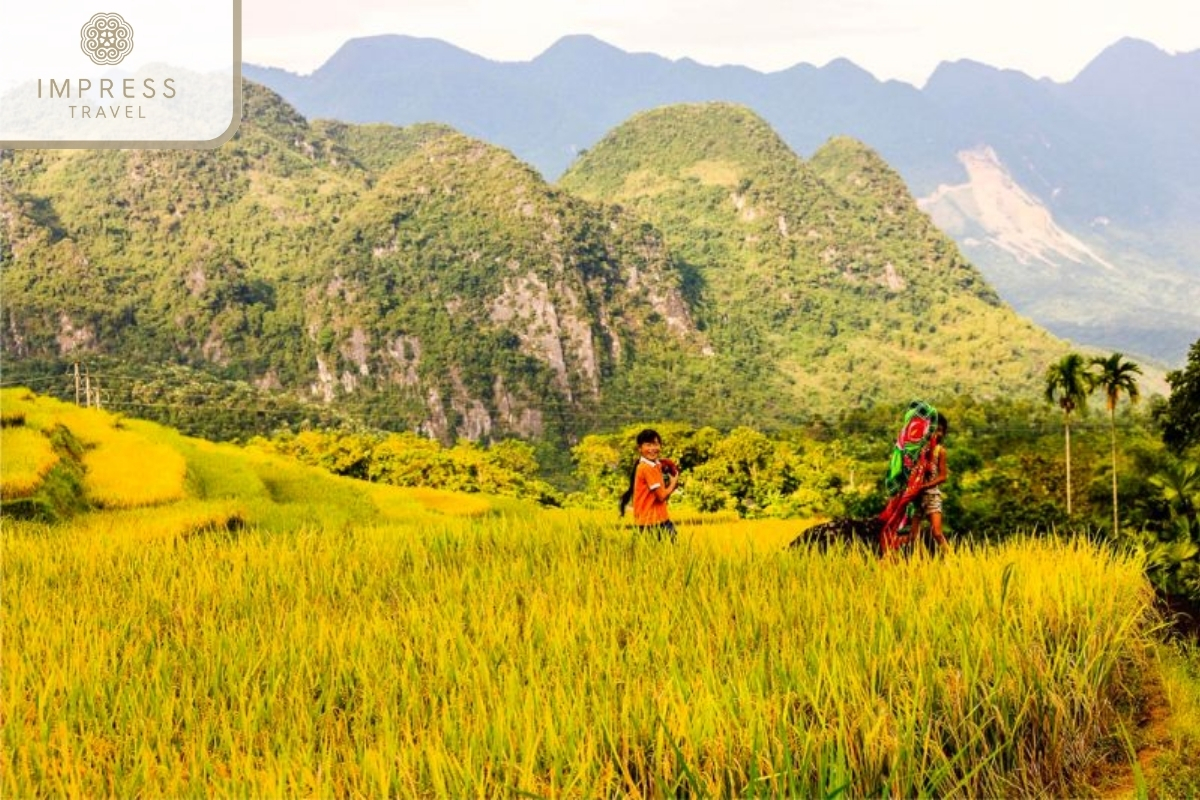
[80,13,134,66]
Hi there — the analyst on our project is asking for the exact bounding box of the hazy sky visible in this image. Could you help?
[242,0,1199,87]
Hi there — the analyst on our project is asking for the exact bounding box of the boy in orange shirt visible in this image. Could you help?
[618,428,679,542]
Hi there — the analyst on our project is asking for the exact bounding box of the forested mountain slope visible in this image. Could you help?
[2,87,1068,440]
[560,103,1066,412]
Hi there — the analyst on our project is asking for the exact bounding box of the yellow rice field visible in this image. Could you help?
[0,390,188,509]
[2,513,1158,798]
[0,387,1177,796]
[80,427,188,508]
[0,425,59,499]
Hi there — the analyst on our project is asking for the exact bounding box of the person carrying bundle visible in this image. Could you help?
[878,401,950,554]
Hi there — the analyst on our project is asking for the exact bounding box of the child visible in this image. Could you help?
[618,428,678,542]
[917,415,950,552]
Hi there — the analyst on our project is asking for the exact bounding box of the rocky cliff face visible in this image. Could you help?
[0,84,703,441]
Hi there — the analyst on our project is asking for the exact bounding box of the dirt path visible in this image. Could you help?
[1095,592,1199,799]
[1097,687,1172,799]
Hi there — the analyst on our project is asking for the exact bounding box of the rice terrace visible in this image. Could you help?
[3,386,1200,797]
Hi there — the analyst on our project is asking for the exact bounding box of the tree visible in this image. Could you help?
[1090,353,1141,536]
[1044,353,1092,516]
[1160,338,1200,455]
[1144,459,1200,602]
[1149,458,1199,530]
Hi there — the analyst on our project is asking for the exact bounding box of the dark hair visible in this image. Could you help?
[619,429,662,516]
[635,428,661,446]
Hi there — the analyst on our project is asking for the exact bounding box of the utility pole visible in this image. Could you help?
[74,361,81,405]
[84,366,92,408]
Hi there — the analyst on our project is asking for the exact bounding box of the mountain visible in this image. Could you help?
[244,36,1199,365]
[2,86,1075,439]
[915,44,1200,363]
[559,103,1065,411]
[1,83,714,442]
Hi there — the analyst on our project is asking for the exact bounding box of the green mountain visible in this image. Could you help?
[248,36,1200,365]
[1,83,710,441]
[559,103,1067,412]
[2,88,1068,441]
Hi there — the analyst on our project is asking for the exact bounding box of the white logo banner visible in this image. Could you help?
[1,0,240,147]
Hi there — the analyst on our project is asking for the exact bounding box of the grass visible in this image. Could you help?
[1141,641,1200,794]
[682,159,742,188]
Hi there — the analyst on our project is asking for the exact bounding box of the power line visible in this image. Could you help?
[0,373,72,388]
[5,366,1160,439]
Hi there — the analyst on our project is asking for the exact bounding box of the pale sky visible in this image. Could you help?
[241,0,1199,87]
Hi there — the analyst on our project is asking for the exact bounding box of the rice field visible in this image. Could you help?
[80,427,188,508]
[0,389,187,509]
[0,388,1173,796]
[0,425,60,499]
[3,511,1158,797]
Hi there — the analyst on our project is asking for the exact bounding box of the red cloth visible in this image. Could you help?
[878,443,933,552]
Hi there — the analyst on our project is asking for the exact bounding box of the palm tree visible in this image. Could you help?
[1090,353,1142,536]
[1044,353,1092,517]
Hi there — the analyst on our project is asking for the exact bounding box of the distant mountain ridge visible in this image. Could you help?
[245,35,1200,365]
